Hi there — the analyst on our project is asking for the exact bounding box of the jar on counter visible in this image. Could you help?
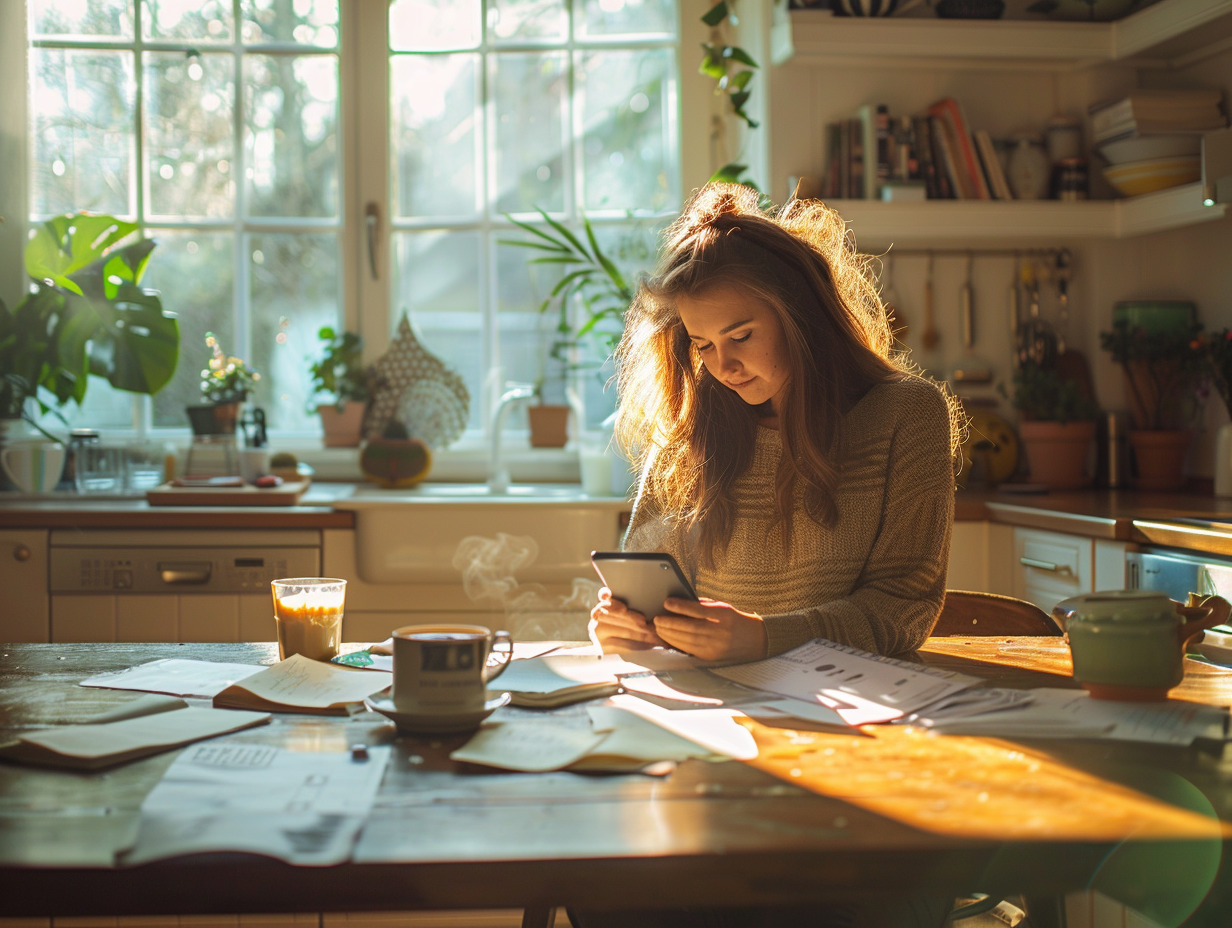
[1054,158,1090,201]
[1046,115,1084,164]
[1007,134,1051,200]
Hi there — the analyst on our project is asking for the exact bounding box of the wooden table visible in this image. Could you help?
[2,639,1232,927]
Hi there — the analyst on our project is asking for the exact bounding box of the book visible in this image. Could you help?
[854,103,891,200]
[491,653,624,708]
[213,653,392,716]
[0,698,270,770]
[974,129,1014,200]
[1090,89,1226,143]
[911,114,942,199]
[927,97,990,199]
[930,114,971,199]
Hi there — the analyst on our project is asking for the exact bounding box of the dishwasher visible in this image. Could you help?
[1127,520,1232,665]
[48,528,321,643]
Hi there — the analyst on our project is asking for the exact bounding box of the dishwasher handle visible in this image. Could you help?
[158,561,213,585]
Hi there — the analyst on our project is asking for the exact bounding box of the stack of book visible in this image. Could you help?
[1090,88,1226,148]
[819,96,1013,202]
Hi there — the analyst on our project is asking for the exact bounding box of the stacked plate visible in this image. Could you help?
[1103,155,1201,197]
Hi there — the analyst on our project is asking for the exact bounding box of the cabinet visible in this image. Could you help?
[0,529,49,641]
[777,0,1232,248]
[1011,526,1133,613]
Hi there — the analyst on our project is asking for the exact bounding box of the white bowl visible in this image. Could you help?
[1103,155,1201,197]
[1098,134,1201,166]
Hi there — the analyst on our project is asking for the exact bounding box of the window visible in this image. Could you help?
[22,0,681,446]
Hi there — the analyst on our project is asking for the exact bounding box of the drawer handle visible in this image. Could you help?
[13,544,31,563]
[1020,556,1070,575]
[158,561,212,585]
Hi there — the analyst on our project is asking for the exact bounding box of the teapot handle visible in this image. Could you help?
[1178,594,1231,649]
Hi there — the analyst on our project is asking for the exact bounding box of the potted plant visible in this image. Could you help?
[503,208,639,448]
[1008,360,1100,490]
[1,212,179,482]
[1099,318,1204,490]
[307,326,371,448]
[189,332,260,436]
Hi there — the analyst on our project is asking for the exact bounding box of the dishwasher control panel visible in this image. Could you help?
[48,531,322,594]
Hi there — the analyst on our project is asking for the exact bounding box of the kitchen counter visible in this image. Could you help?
[4,483,1232,553]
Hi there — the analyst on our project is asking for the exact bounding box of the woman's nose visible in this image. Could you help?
[716,349,741,374]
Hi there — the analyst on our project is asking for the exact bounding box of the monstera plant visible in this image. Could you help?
[1,212,180,424]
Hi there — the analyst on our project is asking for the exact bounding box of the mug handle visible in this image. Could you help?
[1179,594,1232,650]
[484,630,514,683]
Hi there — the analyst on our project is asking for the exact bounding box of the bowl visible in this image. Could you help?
[1112,300,1196,336]
[1103,155,1200,197]
[1097,134,1201,166]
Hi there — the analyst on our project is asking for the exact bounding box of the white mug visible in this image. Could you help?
[2,441,65,494]
[391,624,513,715]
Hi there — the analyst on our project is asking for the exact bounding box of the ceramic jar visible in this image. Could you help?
[1007,134,1051,200]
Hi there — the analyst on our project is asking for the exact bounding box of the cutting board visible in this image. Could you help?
[146,480,310,507]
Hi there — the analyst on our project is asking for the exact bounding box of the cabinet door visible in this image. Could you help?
[0,529,50,641]
[1012,527,1094,614]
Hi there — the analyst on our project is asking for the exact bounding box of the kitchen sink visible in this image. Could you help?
[332,483,630,584]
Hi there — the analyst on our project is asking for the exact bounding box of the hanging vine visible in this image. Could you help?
[699,1,760,185]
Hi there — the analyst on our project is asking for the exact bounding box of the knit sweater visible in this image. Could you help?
[623,376,955,657]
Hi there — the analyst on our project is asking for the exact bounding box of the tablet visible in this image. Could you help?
[590,551,698,623]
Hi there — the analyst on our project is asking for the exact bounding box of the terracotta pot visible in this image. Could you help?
[318,401,367,448]
[186,402,241,436]
[1129,429,1192,491]
[1018,420,1096,490]
[528,404,570,448]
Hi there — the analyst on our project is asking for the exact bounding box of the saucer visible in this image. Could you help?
[364,691,511,735]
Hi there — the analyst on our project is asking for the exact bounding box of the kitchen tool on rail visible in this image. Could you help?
[951,253,992,385]
[1050,248,1097,406]
[1014,256,1057,368]
[881,253,907,341]
[921,253,938,352]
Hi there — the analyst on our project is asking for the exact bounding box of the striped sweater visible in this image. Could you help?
[623,376,955,657]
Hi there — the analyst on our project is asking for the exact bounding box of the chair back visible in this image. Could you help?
[933,590,1062,637]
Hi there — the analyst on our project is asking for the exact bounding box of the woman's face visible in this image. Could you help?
[677,283,790,418]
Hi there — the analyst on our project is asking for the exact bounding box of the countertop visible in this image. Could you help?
[3,483,1232,554]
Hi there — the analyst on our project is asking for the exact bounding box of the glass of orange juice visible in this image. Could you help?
[270,577,347,661]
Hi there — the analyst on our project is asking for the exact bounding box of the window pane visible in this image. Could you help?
[487,0,566,44]
[392,230,483,431]
[141,0,232,42]
[389,0,480,52]
[493,52,566,216]
[577,0,675,39]
[144,51,235,220]
[578,48,674,213]
[29,0,132,39]
[249,233,340,433]
[241,0,339,47]
[391,54,478,220]
[29,48,134,218]
[142,230,237,428]
[243,53,339,219]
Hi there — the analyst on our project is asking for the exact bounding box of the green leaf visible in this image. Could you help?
[700,2,729,27]
[709,163,748,184]
[728,70,753,92]
[720,46,758,69]
[698,45,726,80]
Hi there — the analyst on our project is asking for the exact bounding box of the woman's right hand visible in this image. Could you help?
[589,587,669,653]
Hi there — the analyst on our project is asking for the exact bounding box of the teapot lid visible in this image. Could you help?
[1061,590,1176,623]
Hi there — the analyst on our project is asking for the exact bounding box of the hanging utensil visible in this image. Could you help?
[951,253,992,385]
[881,253,907,341]
[1054,248,1071,355]
[922,252,938,352]
[1008,252,1021,369]
[1015,255,1056,368]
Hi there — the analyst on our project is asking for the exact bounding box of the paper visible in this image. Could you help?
[123,742,390,866]
[607,694,759,760]
[496,653,628,707]
[0,706,271,770]
[80,658,265,698]
[213,653,392,715]
[712,639,982,725]
[916,688,1231,745]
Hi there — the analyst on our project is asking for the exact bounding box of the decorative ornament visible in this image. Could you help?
[364,313,469,447]
[360,421,433,488]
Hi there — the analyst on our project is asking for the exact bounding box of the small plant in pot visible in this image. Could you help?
[189,332,260,436]
[1008,360,1100,490]
[307,326,371,448]
[1099,318,1204,490]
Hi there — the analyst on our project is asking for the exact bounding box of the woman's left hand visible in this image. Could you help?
[652,598,767,662]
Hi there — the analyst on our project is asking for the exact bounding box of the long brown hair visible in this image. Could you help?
[613,183,961,565]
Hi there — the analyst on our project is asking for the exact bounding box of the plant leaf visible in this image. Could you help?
[700,2,729,27]
[720,46,758,69]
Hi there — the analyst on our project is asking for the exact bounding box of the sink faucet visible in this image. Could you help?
[489,382,536,494]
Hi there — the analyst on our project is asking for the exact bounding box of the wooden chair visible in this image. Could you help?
[933,589,1062,638]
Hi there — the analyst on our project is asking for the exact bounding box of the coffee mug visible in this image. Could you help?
[2,440,65,494]
[391,624,513,715]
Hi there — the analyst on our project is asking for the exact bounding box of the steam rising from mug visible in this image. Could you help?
[452,533,599,639]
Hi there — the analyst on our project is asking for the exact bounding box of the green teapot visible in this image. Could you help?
[1052,591,1231,701]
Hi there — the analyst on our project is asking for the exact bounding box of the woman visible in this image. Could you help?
[590,183,963,662]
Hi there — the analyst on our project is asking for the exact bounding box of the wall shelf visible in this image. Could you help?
[824,184,1225,249]
[789,0,1232,69]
